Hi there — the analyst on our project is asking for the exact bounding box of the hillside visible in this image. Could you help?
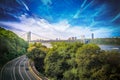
[0,27,28,70]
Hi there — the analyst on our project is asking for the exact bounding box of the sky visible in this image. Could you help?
[0,0,120,40]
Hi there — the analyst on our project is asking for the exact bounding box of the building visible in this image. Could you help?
[68,37,77,40]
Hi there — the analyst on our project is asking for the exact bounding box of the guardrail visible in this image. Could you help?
[28,60,48,80]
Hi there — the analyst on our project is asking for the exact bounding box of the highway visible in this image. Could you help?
[0,55,40,80]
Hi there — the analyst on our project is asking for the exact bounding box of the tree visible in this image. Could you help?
[27,41,120,80]
[0,27,28,70]
[27,42,47,73]
[44,42,83,80]
[76,44,120,80]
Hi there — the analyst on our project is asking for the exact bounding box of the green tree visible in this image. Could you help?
[0,27,28,70]
[76,44,120,80]
[27,42,47,73]
[44,42,83,80]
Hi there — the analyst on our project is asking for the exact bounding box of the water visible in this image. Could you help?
[42,43,52,48]
[98,45,120,51]
[41,42,120,52]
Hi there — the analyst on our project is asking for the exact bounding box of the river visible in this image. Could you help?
[98,45,120,51]
[42,43,120,52]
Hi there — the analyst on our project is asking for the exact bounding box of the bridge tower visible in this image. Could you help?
[27,31,31,42]
[92,33,94,39]
[81,35,85,43]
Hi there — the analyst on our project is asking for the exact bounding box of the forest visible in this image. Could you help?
[90,38,120,45]
[0,27,28,71]
[27,42,120,80]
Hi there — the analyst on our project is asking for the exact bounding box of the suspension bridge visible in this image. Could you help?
[19,31,88,43]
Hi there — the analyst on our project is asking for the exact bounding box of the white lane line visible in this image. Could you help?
[1,63,9,80]
[11,62,14,80]
[0,56,21,80]
[28,60,42,80]
[19,57,25,80]
[24,58,32,80]
[13,59,21,80]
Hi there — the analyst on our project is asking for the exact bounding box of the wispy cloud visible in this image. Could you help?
[0,15,112,40]
[73,0,94,19]
[81,0,88,8]
[111,13,120,22]
[41,0,52,6]
[21,0,29,11]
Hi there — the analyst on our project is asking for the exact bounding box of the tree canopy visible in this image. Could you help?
[0,27,28,70]
[27,41,120,80]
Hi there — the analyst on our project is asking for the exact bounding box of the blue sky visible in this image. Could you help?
[0,0,120,39]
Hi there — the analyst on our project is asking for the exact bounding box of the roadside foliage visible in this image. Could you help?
[27,42,120,80]
[0,27,28,70]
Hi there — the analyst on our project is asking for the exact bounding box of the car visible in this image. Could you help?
[26,68,29,71]
[20,65,24,67]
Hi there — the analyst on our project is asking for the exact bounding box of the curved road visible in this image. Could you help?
[0,55,40,80]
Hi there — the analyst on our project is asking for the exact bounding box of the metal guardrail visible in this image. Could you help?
[28,60,48,80]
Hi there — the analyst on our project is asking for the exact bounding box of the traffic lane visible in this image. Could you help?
[17,55,37,80]
[24,58,37,80]
[0,56,21,80]
[0,55,40,80]
[19,56,32,80]
[14,58,23,80]
[2,61,13,80]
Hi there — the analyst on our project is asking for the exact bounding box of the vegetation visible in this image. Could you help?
[90,38,120,45]
[27,42,120,80]
[27,42,48,73]
[0,27,28,70]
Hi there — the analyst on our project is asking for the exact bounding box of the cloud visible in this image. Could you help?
[81,0,88,8]
[73,0,95,19]
[21,0,29,11]
[0,14,113,40]
[41,0,52,6]
[52,20,70,31]
[111,13,120,22]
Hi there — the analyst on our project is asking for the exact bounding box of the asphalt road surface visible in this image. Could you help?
[0,55,40,80]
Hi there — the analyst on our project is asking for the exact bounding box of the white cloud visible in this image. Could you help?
[0,14,113,40]
[52,20,70,31]
[21,0,29,11]
[41,0,52,6]
[73,11,80,18]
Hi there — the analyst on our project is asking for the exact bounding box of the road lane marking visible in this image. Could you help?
[24,58,32,80]
[28,60,42,80]
[13,59,21,80]
[0,56,21,80]
[19,57,25,80]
